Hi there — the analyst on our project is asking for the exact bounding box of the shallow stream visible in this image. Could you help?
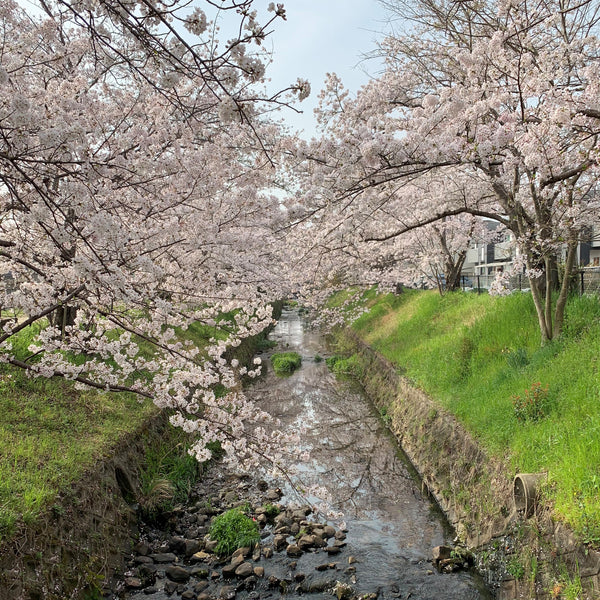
[246,308,493,599]
[120,308,493,600]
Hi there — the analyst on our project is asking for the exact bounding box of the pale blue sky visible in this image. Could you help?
[259,1,392,137]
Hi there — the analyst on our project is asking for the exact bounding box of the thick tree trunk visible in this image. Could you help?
[445,251,467,292]
[528,237,578,344]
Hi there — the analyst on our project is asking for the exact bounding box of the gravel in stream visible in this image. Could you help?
[110,464,376,600]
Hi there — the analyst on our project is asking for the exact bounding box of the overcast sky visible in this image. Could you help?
[257,1,393,137]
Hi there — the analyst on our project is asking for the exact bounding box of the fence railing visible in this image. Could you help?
[459,269,600,295]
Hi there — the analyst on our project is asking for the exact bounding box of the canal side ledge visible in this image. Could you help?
[335,328,600,600]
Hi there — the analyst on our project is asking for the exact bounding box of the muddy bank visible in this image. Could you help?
[334,328,600,599]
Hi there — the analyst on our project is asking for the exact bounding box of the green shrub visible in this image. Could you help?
[326,354,364,378]
[209,507,260,555]
[512,382,552,423]
[271,352,302,375]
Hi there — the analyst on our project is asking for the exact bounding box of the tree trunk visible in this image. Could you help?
[445,251,467,292]
[529,268,552,344]
[50,304,78,337]
[554,236,578,338]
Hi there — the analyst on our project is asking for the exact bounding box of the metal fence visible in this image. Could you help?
[459,269,600,295]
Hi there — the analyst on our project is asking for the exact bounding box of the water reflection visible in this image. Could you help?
[249,308,493,598]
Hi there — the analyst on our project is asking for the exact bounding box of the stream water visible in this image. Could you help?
[248,308,493,599]
[119,308,493,600]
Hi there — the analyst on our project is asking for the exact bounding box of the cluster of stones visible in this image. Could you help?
[117,474,371,600]
[432,545,475,574]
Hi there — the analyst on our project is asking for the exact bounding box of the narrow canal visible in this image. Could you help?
[119,308,493,600]
[248,307,492,599]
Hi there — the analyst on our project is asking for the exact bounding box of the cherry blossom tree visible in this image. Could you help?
[292,0,600,343]
[0,0,307,468]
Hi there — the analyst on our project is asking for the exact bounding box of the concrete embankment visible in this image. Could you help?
[335,328,600,599]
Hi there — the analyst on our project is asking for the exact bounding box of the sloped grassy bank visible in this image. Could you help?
[328,289,600,599]
[0,305,281,600]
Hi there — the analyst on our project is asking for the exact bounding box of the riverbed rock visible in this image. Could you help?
[301,578,336,593]
[223,490,238,505]
[165,565,190,583]
[263,546,273,558]
[222,563,239,578]
[292,509,308,521]
[168,536,186,553]
[297,534,315,550]
[325,545,341,555]
[252,546,261,561]
[230,554,245,568]
[273,534,287,551]
[134,542,150,556]
[219,584,236,599]
[286,544,303,558]
[194,580,210,593]
[124,576,142,589]
[164,580,180,595]
[253,566,264,577]
[149,552,177,563]
[185,539,201,556]
[265,488,282,501]
[232,547,250,560]
[323,525,335,538]
[235,562,254,578]
[191,550,212,562]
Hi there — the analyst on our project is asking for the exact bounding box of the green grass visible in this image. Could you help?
[349,288,600,543]
[0,367,157,540]
[0,314,239,543]
[138,433,203,517]
[209,506,260,555]
[271,352,302,375]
